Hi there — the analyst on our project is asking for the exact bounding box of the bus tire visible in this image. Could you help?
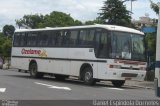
[54,74,69,80]
[82,67,96,85]
[111,80,125,87]
[29,62,43,78]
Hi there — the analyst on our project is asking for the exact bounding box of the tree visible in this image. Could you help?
[3,25,15,36]
[15,19,23,29]
[16,14,44,29]
[42,11,74,27]
[0,33,4,55]
[40,11,82,27]
[150,0,159,14]
[74,20,83,26]
[145,32,156,62]
[99,0,131,27]
[85,17,103,25]
[1,37,12,57]
[0,33,12,58]
[16,11,83,29]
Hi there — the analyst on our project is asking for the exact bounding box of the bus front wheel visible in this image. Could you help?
[111,80,125,87]
[29,63,43,78]
[82,67,96,85]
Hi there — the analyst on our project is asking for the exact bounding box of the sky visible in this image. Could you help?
[0,0,159,31]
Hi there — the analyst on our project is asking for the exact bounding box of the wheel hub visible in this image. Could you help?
[85,72,91,81]
[31,67,36,76]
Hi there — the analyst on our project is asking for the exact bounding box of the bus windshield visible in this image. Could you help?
[109,31,145,61]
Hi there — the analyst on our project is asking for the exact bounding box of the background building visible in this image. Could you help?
[132,14,158,33]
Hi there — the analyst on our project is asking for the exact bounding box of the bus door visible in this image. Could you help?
[96,29,109,79]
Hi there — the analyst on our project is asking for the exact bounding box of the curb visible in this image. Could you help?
[124,83,154,89]
[127,84,154,89]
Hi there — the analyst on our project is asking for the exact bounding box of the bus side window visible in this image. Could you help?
[63,30,70,46]
[99,32,108,57]
[27,32,37,47]
[69,30,78,47]
[95,30,101,57]
[38,31,49,47]
[98,30,108,58]
[49,30,56,47]
[79,30,87,46]
[13,33,21,47]
[89,29,95,45]
[20,33,26,47]
[79,29,95,47]
[55,31,63,47]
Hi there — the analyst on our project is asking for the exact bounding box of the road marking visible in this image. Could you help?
[0,88,6,93]
[107,88,124,91]
[35,82,71,91]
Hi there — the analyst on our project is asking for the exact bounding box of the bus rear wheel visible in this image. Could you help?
[29,63,43,78]
[82,67,96,85]
[111,80,125,87]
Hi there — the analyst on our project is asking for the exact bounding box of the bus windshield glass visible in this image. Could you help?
[109,31,145,61]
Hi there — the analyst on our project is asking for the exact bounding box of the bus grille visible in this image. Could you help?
[121,67,140,70]
[121,73,138,77]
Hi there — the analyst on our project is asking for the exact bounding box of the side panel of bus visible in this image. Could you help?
[69,48,98,78]
[51,48,70,75]
[11,48,71,75]
[11,48,29,70]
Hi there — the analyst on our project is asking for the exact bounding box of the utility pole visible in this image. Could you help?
[125,0,137,17]
[155,3,160,97]
[130,0,136,16]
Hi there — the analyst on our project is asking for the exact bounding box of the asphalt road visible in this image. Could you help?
[0,69,160,106]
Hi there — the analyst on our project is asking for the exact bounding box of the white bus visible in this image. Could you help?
[11,24,147,87]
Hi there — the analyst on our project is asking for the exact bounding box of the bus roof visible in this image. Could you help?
[15,24,144,35]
